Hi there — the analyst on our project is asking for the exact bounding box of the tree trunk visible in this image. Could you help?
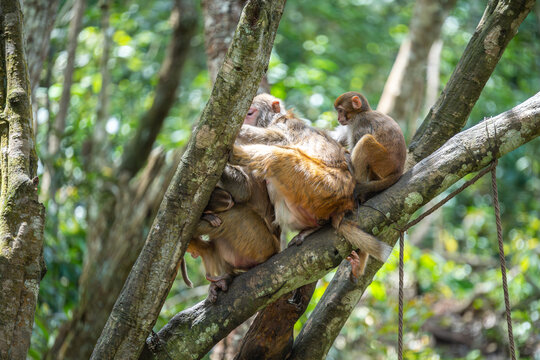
[47,0,85,158]
[46,1,197,359]
[377,0,456,138]
[0,1,46,359]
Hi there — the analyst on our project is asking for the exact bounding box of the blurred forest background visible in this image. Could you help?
[25,0,539,359]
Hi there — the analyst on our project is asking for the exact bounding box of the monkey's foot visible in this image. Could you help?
[206,274,233,303]
[201,213,222,227]
[288,228,319,247]
[346,250,368,282]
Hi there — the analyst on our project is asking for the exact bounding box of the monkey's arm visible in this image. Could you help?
[236,124,286,145]
[218,165,252,203]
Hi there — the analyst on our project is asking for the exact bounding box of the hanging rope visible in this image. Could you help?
[398,231,404,360]
[395,160,516,359]
[491,160,517,359]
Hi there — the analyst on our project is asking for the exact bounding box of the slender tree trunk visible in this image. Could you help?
[0,1,46,358]
[22,0,60,129]
[377,0,456,138]
[89,0,113,171]
[47,0,85,157]
[46,1,197,359]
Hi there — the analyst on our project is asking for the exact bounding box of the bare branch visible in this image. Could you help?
[48,0,85,156]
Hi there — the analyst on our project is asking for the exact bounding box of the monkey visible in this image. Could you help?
[182,95,285,302]
[333,92,407,203]
[229,94,393,277]
[187,187,280,302]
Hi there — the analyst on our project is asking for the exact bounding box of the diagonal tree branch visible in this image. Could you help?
[288,92,540,359]
[145,92,540,360]
[290,0,535,355]
[407,0,535,168]
[90,1,287,358]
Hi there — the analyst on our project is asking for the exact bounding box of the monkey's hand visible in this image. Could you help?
[206,274,233,303]
[346,250,368,282]
[201,213,222,227]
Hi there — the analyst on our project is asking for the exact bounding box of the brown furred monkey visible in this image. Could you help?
[183,96,284,302]
[230,95,393,276]
[333,92,406,202]
[187,173,280,302]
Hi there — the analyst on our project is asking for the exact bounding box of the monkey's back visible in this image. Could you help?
[195,203,280,271]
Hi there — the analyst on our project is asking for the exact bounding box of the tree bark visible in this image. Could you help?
[377,0,456,137]
[91,1,286,358]
[148,92,540,360]
[0,1,46,359]
[235,282,317,360]
[288,0,535,356]
[46,1,197,359]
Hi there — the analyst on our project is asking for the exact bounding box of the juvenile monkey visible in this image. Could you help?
[187,173,280,302]
[184,96,284,301]
[230,94,392,276]
[333,92,406,202]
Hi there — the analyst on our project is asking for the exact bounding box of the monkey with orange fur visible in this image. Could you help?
[333,92,406,202]
[230,94,392,277]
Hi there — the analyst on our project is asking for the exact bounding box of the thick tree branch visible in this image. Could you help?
[407,0,535,168]
[90,1,286,358]
[147,93,540,360]
[291,1,536,356]
[119,0,198,178]
[288,92,540,359]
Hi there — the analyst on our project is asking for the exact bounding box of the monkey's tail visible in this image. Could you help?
[336,219,393,262]
[180,259,193,288]
[356,172,402,195]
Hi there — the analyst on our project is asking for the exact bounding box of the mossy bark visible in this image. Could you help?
[90,1,287,359]
[0,1,46,359]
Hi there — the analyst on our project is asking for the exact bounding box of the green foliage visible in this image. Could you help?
[30,0,539,358]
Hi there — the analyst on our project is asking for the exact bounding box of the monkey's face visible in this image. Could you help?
[335,105,350,126]
[244,107,259,125]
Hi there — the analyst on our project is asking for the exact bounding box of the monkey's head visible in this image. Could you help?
[244,93,286,127]
[334,92,371,126]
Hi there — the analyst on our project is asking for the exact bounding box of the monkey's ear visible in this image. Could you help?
[271,101,281,113]
[351,96,362,110]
